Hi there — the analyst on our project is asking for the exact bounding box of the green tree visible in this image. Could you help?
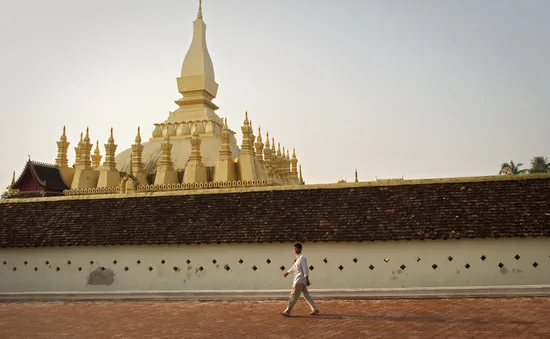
[499,161,528,175]
[529,156,550,173]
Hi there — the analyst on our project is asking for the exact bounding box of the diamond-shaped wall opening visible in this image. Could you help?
[173,266,179,272]
[353,258,358,263]
[113,260,117,265]
[280,266,285,271]
[148,266,153,271]
[309,265,314,270]
[186,260,191,264]
[161,260,165,264]
[23,261,27,265]
[432,264,438,269]
[481,255,486,261]
[533,262,539,268]
[369,265,375,270]
[136,260,141,265]
[89,260,94,265]
[447,256,453,262]
[12,267,17,271]
[56,267,60,271]
[78,267,82,271]
[266,259,271,264]
[515,255,520,260]
[498,263,504,268]
[45,261,50,265]
[400,265,406,270]
[239,259,244,264]
[199,266,204,271]
[100,267,105,271]
[338,265,344,270]
[384,258,390,263]
[416,257,421,262]
[224,264,231,271]
[465,263,471,269]
[2,261,6,265]
[252,265,257,271]
[212,259,217,264]
[323,258,328,263]
[67,260,72,265]
[34,267,38,271]
[124,267,129,271]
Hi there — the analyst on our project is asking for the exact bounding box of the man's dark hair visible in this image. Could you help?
[294,243,302,250]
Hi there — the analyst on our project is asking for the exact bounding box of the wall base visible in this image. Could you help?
[1,285,550,302]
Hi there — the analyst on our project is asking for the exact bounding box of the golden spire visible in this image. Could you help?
[355,169,358,182]
[263,131,272,180]
[73,132,83,168]
[91,140,102,168]
[189,132,203,162]
[56,126,70,168]
[84,127,90,143]
[108,127,114,143]
[77,127,93,169]
[135,126,142,144]
[254,126,264,164]
[103,127,117,170]
[241,111,253,154]
[299,164,304,184]
[131,126,145,175]
[197,0,203,19]
[7,170,17,196]
[290,148,298,182]
[158,133,174,171]
[218,117,232,160]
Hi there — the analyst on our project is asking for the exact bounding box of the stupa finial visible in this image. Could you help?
[197,0,203,19]
[135,127,142,144]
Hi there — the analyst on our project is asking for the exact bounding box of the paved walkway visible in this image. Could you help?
[0,298,549,338]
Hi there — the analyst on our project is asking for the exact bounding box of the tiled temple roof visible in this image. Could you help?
[1,176,549,248]
[12,160,70,193]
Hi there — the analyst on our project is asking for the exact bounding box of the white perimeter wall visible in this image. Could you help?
[0,238,549,292]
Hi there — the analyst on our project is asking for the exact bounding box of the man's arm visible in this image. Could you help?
[284,261,297,278]
[302,257,311,286]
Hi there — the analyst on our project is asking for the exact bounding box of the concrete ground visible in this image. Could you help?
[0,298,549,338]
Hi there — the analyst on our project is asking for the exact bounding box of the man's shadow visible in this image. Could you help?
[288,313,533,325]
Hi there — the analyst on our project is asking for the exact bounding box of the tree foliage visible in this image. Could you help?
[499,161,528,175]
[529,156,550,173]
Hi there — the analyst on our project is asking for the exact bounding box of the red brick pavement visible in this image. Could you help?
[0,298,549,339]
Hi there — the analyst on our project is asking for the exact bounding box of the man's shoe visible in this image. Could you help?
[280,311,291,317]
[309,310,320,316]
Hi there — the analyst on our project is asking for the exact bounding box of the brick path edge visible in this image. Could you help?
[2,285,550,302]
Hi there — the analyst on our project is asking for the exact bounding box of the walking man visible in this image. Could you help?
[280,243,320,316]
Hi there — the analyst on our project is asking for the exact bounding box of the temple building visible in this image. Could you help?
[6,1,302,198]
[0,1,549,299]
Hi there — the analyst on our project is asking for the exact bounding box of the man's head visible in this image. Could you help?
[294,243,302,255]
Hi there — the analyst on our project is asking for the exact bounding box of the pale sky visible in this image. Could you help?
[0,0,549,188]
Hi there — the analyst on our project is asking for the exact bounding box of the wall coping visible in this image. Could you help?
[1,285,550,301]
[3,173,550,204]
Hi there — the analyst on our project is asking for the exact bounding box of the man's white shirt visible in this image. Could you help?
[286,254,310,286]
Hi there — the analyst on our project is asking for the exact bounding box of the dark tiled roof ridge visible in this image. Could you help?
[3,172,550,205]
[1,177,549,248]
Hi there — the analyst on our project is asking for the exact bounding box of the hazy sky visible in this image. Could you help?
[0,0,549,188]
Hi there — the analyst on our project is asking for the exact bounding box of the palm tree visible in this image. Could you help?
[529,156,550,173]
[499,161,528,175]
